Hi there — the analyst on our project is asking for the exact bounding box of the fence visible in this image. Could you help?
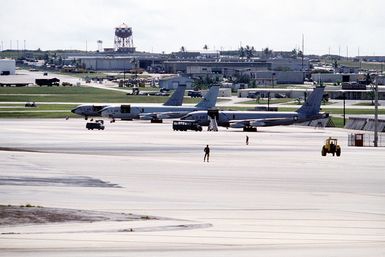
[348,133,385,147]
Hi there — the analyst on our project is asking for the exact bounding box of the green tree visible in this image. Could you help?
[298,50,303,58]
[245,45,254,59]
[239,47,245,58]
[365,73,372,85]
[263,47,273,58]
[43,53,49,62]
[235,74,250,84]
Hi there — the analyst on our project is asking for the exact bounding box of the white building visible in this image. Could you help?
[311,73,365,83]
[219,82,250,92]
[202,88,232,97]
[238,86,385,100]
[77,57,136,71]
[238,88,307,98]
[270,58,310,71]
[158,75,193,89]
[250,71,304,84]
[0,59,16,75]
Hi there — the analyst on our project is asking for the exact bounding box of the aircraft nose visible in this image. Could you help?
[71,108,77,114]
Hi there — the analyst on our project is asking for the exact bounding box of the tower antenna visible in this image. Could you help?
[301,34,304,72]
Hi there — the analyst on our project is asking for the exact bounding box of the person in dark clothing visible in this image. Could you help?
[246,135,249,145]
[204,145,210,162]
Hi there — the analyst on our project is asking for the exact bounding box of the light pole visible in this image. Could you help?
[343,92,346,126]
[374,80,379,147]
[123,59,126,87]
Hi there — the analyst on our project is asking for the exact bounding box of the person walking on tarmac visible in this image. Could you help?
[204,145,210,162]
[246,135,249,145]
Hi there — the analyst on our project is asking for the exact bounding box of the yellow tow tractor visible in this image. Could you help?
[321,137,341,156]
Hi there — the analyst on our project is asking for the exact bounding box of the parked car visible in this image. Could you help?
[25,102,37,107]
[173,120,202,131]
[160,87,170,93]
[187,90,202,98]
[247,92,259,98]
[86,121,105,130]
[274,93,287,98]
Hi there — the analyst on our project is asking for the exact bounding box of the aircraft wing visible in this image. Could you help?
[229,113,329,128]
[250,117,299,127]
[229,119,254,128]
[229,117,299,128]
[139,111,190,120]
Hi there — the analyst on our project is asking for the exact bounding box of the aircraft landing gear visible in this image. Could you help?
[151,118,163,123]
[243,126,257,132]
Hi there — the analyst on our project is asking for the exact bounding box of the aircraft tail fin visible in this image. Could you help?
[296,86,325,116]
[195,85,219,109]
[163,85,186,106]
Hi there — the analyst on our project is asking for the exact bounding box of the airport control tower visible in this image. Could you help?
[114,23,135,53]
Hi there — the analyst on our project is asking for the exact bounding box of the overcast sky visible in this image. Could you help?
[1,0,384,55]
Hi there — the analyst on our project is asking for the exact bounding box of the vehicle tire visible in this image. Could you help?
[321,147,326,156]
[336,148,341,157]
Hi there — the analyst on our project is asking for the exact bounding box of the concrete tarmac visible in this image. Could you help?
[1,119,385,257]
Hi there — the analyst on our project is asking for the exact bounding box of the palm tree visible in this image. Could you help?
[239,46,245,58]
[245,45,254,59]
[263,47,268,56]
[298,50,303,58]
[263,47,272,58]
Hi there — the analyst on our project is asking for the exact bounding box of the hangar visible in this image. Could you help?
[0,59,16,75]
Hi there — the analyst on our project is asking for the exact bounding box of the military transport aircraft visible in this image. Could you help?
[100,85,219,122]
[71,85,187,120]
[180,86,327,131]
